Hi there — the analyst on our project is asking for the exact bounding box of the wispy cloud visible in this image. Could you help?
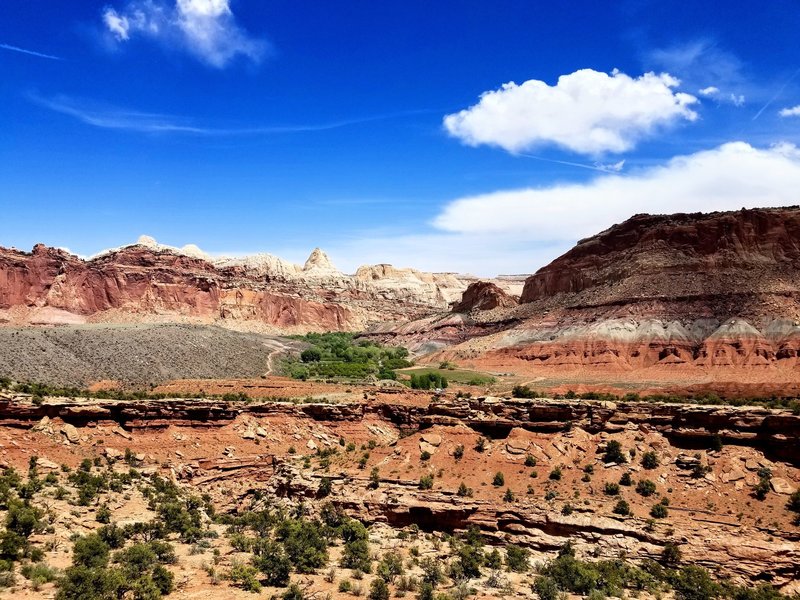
[29,93,433,136]
[0,43,62,61]
[648,40,747,107]
[101,0,266,68]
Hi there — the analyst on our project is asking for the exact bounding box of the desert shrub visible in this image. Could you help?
[252,540,291,586]
[276,518,329,573]
[613,500,631,516]
[377,552,404,583]
[21,562,59,587]
[457,482,473,497]
[525,454,537,467]
[512,385,541,399]
[533,576,559,600]
[72,534,110,569]
[503,488,515,502]
[228,560,262,593]
[549,467,562,481]
[318,477,333,497]
[662,543,682,566]
[642,451,659,469]
[603,441,627,464]
[453,445,464,460]
[474,437,487,453]
[492,472,505,487]
[619,472,632,486]
[56,565,124,600]
[283,583,305,600]
[505,544,530,572]
[368,468,380,489]
[419,475,434,490]
[604,482,620,496]
[341,538,371,573]
[636,479,657,497]
[671,565,720,600]
[650,503,668,518]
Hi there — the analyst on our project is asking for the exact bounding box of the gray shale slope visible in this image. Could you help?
[0,323,299,387]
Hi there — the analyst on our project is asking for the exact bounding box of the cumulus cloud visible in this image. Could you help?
[779,105,800,117]
[698,86,719,97]
[432,142,800,242]
[443,69,698,156]
[101,0,265,67]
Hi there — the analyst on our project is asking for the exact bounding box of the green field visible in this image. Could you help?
[397,366,497,387]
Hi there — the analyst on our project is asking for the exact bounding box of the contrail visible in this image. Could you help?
[0,43,62,61]
[752,68,800,120]
[517,152,623,173]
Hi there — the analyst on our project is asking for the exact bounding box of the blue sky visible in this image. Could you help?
[2,1,800,275]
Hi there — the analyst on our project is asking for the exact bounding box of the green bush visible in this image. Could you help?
[276,518,329,573]
[228,561,262,593]
[505,544,530,573]
[512,385,541,399]
[650,503,668,518]
[642,451,659,469]
[72,535,110,569]
[613,500,631,516]
[604,482,620,496]
[636,479,657,497]
[604,441,627,464]
[671,565,720,600]
[252,540,291,586]
[419,475,434,490]
[492,472,505,487]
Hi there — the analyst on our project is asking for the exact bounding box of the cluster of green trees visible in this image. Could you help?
[409,372,448,390]
[533,542,787,600]
[287,333,412,381]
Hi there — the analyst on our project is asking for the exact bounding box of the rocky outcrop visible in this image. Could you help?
[376,207,800,385]
[0,240,525,331]
[520,207,800,305]
[4,394,798,462]
[0,244,352,331]
[453,281,517,312]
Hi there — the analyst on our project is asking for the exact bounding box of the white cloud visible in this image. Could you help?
[101,0,265,67]
[729,93,745,107]
[432,142,800,242]
[322,143,800,276]
[698,86,719,96]
[779,105,800,117]
[443,69,698,156]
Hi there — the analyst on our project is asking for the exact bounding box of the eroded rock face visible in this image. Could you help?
[520,207,800,304]
[0,244,352,331]
[376,207,800,382]
[0,242,526,331]
[453,281,517,312]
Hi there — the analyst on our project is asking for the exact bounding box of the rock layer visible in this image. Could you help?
[0,242,524,332]
[377,207,800,384]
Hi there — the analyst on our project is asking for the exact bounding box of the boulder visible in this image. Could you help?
[770,477,795,495]
[62,424,79,444]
